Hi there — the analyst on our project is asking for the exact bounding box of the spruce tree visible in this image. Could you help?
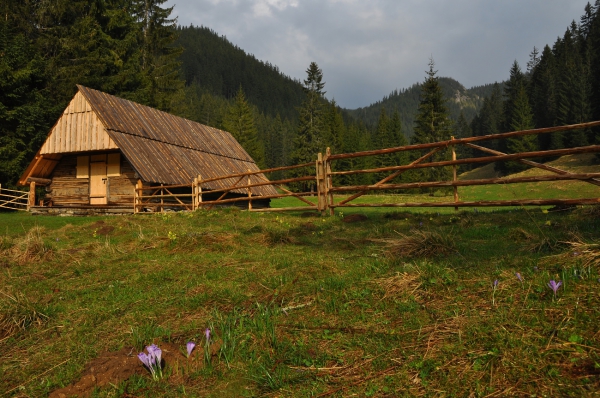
[223,87,265,168]
[292,62,326,165]
[499,61,537,174]
[132,0,184,110]
[412,59,453,185]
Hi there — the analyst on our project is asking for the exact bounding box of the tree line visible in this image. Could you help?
[470,1,600,174]
[2,1,599,190]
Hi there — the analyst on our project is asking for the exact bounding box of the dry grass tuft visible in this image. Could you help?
[373,272,422,300]
[0,291,48,339]
[9,226,53,265]
[383,230,457,258]
[542,238,600,272]
[510,228,558,253]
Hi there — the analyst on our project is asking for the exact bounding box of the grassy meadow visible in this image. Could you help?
[1,159,600,397]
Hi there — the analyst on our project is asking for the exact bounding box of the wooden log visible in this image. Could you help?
[249,206,320,213]
[200,175,314,195]
[332,198,600,208]
[28,181,35,210]
[326,148,334,216]
[328,120,600,161]
[329,172,600,192]
[26,177,52,186]
[206,175,246,211]
[316,153,324,213]
[452,137,458,211]
[198,175,203,208]
[329,145,600,176]
[198,161,315,185]
[199,192,318,206]
[337,147,443,206]
[465,143,600,187]
[247,169,252,210]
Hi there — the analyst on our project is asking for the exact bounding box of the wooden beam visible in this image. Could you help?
[465,143,600,187]
[26,177,52,186]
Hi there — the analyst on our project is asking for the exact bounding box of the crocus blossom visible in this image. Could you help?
[186,341,196,358]
[516,273,522,282]
[548,280,562,298]
[205,328,211,342]
[138,344,163,380]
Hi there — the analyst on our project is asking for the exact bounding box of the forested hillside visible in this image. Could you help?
[176,26,306,121]
[2,1,599,188]
[470,1,600,174]
[348,79,498,138]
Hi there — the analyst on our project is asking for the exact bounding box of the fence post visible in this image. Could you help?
[452,136,459,211]
[28,181,35,211]
[198,175,203,209]
[192,177,197,210]
[133,180,140,214]
[247,169,252,210]
[325,147,334,216]
[316,153,325,214]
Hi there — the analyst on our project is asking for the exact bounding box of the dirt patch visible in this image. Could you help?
[49,342,210,398]
[342,214,368,223]
[95,226,115,236]
[88,221,105,229]
[300,212,319,218]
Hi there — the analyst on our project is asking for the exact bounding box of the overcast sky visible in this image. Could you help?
[165,0,592,109]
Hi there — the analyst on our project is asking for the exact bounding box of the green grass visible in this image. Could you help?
[1,157,600,396]
[1,201,600,397]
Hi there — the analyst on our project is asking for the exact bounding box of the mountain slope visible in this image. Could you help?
[346,79,501,138]
[176,25,306,121]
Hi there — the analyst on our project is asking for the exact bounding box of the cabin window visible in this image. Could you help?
[76,156,89,178]
[107,153,120,176]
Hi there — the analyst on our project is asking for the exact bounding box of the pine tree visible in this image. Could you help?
[292,62,326,165]
[223,87,265,168]
[132,0,184,110]
[499,61,537,174]
[411,58,453,186]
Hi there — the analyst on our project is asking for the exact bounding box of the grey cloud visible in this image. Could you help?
[167,0,591,108]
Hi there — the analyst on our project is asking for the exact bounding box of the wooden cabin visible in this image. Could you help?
[18,85,277,215]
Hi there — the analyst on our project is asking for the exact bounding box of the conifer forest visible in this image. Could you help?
[2,0,600,187]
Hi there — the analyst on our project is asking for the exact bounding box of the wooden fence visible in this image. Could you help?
[132,121,600,214]
[0,184,30,211]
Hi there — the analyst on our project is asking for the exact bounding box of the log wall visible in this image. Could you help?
[47,153,137,206]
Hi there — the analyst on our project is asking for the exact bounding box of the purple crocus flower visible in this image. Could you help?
[205,328,211,342]
[493,280,498,288]
[548,280,562,296]
[137,352,152,369]
[186,341,196,358]
[147,344,162,365]
[516,273,523,282]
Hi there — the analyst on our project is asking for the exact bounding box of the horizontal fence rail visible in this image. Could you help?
[0,184,30,211]
[131,121,600,214]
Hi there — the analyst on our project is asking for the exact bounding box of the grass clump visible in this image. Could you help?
[8,225,53,265]
[383,230,457,259]
[0,290,49,339]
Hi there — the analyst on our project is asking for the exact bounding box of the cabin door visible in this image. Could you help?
[90,161,107,205]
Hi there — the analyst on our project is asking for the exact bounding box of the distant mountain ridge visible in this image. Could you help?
[346,78,501,138]
[176,25,500,138]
